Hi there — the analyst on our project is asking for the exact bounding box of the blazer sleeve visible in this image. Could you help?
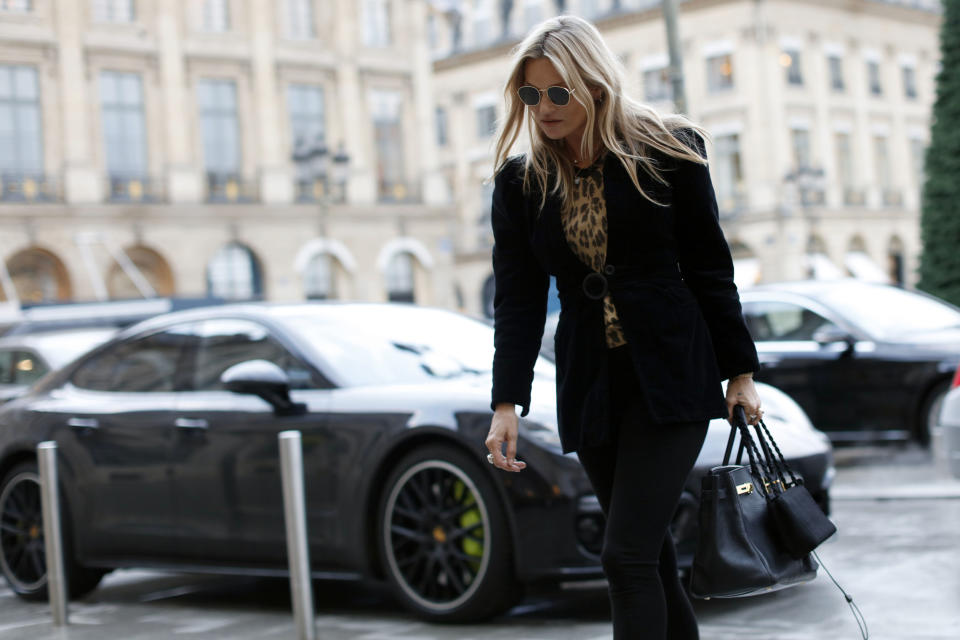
[672,129,760,381]
[489,159,550,416]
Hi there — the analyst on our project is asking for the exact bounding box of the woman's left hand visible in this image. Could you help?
[726,375,763,425]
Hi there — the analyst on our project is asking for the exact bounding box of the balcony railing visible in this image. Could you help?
[206,172,258,203]
[295,178,346,204]
[106,175,165,203]
[717,190,748,220]
[843,187,865,206]
[0,173,59,203]
[377,180,421,204]
[882,189,903,207]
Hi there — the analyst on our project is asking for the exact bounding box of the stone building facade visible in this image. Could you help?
[0,0,457,317]
[428,0,942,318]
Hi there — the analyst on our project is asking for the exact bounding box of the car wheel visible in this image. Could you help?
[0,462,105,601]
[377,444,521,622]
[917,381,950,447]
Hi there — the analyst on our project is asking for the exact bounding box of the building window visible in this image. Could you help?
[386,251,415,303]
[714,133,744,216]
[867,60,882,96]
[362,0,391,47]
[0,1,32,13]
[0,65,42,176]
[524,0,544,30]
[473,0,493,46]
[834,132,856,204]
[706,53,734,93]
[304,252,334,300]
[790,128,811,169]
[287,84,325,153]
[643,66,672,102]
[100,71,147,179]
[476,104,496,139]
[285,0,315,39]
[435,106,448,147]
[92,0,134,23]
[202,0,230,32]
[909,137,926,188]
[370,88,407,201]
[781,49,803,86]
[902,65,917,99]
[206,242,263,301]
[197,79,240,176]
[827,55,844,91]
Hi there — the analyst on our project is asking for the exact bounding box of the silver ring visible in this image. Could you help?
[486,453,495,464]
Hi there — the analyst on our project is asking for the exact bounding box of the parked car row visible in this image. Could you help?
[543,279,960,446]
[0,300,834,622]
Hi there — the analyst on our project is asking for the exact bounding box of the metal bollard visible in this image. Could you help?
[279,431,316,640]
[37,441,68,627]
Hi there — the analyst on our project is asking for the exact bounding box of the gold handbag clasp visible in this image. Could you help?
[736,482,753,495]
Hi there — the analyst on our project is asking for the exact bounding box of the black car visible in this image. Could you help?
[739,279,960,445]
[0,302,832,622]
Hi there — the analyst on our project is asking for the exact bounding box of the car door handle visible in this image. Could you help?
[174,417,209,430]
[67,417,99,430]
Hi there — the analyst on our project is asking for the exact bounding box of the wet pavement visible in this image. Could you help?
[1,440,958,639]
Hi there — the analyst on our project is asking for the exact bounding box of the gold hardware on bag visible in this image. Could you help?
[736,482,753,495]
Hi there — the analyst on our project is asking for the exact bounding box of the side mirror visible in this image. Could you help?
[220,360,307,416]
[812,325,855,348]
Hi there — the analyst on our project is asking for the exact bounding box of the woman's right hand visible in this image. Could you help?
[485,404,527,472]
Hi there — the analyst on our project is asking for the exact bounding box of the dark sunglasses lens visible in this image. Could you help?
[547,86,571,105]
[518,86,540,106]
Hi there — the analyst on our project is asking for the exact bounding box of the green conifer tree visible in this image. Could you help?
[918,0,960,306]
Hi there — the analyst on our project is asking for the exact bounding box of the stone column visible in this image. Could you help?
[157,1,203,202]
[251,0,293,203]
[55,0,100,203]
[410,0,447,205]
[334,0,375,204]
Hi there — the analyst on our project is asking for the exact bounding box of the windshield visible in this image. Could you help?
[816,284,960,340]
[281,307,554,387]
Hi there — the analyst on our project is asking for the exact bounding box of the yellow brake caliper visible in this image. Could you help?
[453,480,483,575]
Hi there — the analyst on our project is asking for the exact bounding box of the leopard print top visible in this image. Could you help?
[560,154,628,349]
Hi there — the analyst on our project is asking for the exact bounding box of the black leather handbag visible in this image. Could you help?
[689,406,819,599]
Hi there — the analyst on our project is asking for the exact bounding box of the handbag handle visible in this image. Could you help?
[725,406,775,494]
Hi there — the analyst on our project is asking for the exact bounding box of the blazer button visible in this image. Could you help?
[604,264,615,276]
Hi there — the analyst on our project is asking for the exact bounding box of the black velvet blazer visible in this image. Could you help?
[489,129,760,454]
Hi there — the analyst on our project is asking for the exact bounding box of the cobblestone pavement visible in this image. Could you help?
[1,442,958,639]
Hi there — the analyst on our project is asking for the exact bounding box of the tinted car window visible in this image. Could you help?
[742,301,835,342]
[72,325,197,392]
[193,319,316,391]
[0,350,48,385]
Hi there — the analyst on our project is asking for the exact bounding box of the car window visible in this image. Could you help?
[193,319,316,391]
[71,324,198,392]
[0,349,48,385]
[814,284,960,340]
[742,301,835,342]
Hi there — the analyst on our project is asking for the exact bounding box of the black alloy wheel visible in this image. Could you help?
[377,444,520,622]
[0,467,46,597]
[0,462,105,601]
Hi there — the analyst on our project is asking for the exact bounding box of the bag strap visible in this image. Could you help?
[757,418,801,486]
[813,550,870,639]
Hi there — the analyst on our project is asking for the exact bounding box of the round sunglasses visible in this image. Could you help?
[517,85,577,107]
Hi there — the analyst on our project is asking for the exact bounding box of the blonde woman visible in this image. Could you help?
[484,15,763,639]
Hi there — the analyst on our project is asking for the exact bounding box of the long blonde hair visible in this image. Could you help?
[492,15,711,212]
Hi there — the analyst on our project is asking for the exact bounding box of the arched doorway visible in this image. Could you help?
[1,247,72,303]
[106,245,175,299]
[887,235,905,287]
[206,242,265,300]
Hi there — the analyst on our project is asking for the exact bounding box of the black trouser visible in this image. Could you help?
[576,344,708,640]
